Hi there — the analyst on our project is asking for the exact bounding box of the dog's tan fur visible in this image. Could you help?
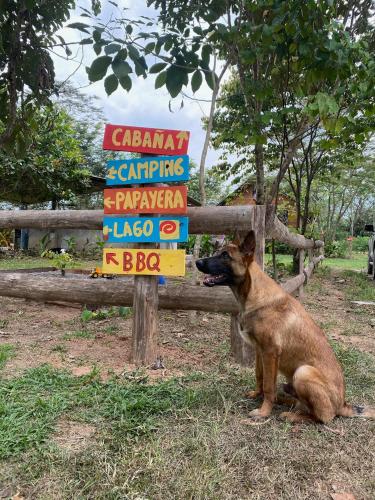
[223,231,374,423]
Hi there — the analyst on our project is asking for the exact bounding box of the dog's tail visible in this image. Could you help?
[338,402,375,418]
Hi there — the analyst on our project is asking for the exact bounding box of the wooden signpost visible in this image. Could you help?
[103,186,188,215]
[101,123,190,364]
[103,124,190,155]
[103,216,189,243]
[106,155,189,185]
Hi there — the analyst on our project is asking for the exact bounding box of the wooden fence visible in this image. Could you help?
[0,206,324,365]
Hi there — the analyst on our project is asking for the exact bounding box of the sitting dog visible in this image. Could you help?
[196,230,374,423]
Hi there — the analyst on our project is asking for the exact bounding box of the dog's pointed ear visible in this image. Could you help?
[232,230,241,246]
[240,230,256,256]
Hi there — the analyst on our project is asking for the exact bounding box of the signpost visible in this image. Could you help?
[106,155,189,185]
[101,123,190,364]
[103,185,188,215]
[103,216,189,244]
[103,124,190,155]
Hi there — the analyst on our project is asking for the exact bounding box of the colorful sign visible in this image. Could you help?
[106,155,190,186]
[103,186,188,215]
[103,216,189,243]
[103,124,190,155]
[102,248,186,276]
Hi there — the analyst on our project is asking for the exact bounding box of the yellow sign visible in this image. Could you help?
[102,248,186,276]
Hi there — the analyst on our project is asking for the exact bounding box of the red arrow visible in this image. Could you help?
[106,252,119,266]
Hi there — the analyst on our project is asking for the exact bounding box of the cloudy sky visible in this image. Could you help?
[53,0,228,170]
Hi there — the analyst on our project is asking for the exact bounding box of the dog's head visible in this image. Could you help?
[196,231,256,287]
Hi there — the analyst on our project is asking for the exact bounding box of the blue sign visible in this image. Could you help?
[106,155,190,186]
[103,216,189,243]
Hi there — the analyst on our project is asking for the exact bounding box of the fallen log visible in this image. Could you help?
[0,255,324,313]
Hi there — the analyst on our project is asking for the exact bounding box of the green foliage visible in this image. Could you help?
[81,306,132,322]
[42,250,74,276]
[180,234,216,257]
[0,107,90,205]
[0,0,76,153]
[324,240,348,258]
[38,233,52,256]
[351,236,369,253]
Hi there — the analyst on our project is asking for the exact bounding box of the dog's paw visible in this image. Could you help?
[244,390,263,400]
[249,408,271,419]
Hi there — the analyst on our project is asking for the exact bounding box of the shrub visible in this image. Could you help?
[351,236,369,252]
[324,240,348,258]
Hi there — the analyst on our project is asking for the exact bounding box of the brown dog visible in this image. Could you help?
[196,230,374,423]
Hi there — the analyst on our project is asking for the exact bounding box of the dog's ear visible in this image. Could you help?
[232,230,241,246]
[240,230,256,257]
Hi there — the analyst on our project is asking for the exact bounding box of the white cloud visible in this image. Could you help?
[52,0,229,169]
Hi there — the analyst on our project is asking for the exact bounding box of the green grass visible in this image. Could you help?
[63,330,94,341]
[0,347,374,499]
[0,344,15,369]
[265,252,367,271]
[0,256,99,271]
[340,270,375,302]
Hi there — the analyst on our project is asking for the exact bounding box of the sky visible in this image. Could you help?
[52,0,228,171]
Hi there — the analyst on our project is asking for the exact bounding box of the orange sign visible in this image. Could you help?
[103,186,188,215]
[103,124,190,155]
[102,248,186,276]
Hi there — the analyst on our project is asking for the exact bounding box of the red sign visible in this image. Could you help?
[103,185,188,215]
[103,124,190,155]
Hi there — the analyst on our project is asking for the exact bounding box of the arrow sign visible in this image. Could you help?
[103,216,189,243]
[106,155,190,186]
[105,252,119,266]
[102,248,186,276]
[103,186,188,215]
[103,124,190,155]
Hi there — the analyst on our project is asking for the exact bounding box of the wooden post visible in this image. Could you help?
[131,157,159,366]
[298,249,305,301]
[230,205,266,366]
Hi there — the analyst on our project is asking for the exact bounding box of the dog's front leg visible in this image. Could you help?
[249,352,278,418]
[245,348,263,399]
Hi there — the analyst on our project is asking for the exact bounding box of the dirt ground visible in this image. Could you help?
[0,268,374,379]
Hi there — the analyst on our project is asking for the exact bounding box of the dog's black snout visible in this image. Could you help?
[196,259,205,271]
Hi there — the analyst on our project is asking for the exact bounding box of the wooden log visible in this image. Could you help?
[282,255,324,295]
[0,206,258,235]
[267,215,324,249]
[0,272,238,313]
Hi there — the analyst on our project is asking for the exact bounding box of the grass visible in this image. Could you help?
[340,270,375,302]
[63,330,94,341]
[0,256,99,271]
[265,252,367,271]
[0,344,15,369]
[0,345,374,499]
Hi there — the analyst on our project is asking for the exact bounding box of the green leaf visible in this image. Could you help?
[134,56,148,76]
[113,48,128,61]
[126,24,133,35]
[145,42,155,54]
[119,75,132,91]
[149,62,167,73]
[166,66,188,98]
[67,22,91,34]
[155,70,167,89]
[104,43,121,55]
[104,74,118,95]
[87,56,112,82]
[80,38,93,45]
[191,70,202,93]
[112,60,132,78]
[201,45,211,66]
[128,45,139,61]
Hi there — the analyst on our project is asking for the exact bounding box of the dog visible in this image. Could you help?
[196,230,374,423]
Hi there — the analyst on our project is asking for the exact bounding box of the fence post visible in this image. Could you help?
[230,205,265,366]
[298,249,305,300]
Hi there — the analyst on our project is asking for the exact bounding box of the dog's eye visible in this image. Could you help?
[221,251,230,259]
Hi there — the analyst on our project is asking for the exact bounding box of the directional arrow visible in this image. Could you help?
[106,166,118,179]
[104,196,115,209]
[176,131,189,149]
[105,252,119,266]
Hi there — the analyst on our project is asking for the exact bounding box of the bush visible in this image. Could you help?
[351,236,369,252]
[180,234,216,257]
[265,240,293,255]
[324,240,348,258]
